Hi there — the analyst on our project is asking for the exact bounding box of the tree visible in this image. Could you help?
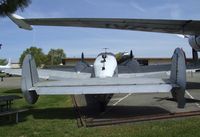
[0,58,7,65]
[19,47,46,67]
[115,52,123,62]
[46,49,66,65]
[0,0,31,17]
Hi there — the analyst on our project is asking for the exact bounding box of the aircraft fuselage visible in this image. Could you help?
[94,52,117,78]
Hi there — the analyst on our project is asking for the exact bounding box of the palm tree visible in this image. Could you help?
[0,0,31,17]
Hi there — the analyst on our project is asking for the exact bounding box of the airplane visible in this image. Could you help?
[0,59,11,72]
[5,14,200,111]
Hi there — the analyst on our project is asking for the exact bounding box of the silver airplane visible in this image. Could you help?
[5,14,200,111]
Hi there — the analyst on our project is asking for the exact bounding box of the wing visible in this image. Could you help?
[4,68,91,80]
[8,14,200,35]
[4,68,21,76]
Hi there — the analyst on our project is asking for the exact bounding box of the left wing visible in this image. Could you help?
[4,68,91,80]
[8,14,200,35]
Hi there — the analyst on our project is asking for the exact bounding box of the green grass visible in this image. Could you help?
[0,72,6,77]
[1,87,200,137]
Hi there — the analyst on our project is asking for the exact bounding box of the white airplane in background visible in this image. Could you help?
[0,59,11,72]
[5,14,200,111]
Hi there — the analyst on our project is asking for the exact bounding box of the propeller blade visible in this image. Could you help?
[177,34,189,38]
[130,50,133,59]
[192,48,198,63]
[81,52,84,61]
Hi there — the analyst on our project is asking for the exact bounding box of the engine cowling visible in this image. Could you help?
[188,35,200,51]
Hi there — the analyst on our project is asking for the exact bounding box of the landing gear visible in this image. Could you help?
[73,94,113,115]
[93,94,113,112]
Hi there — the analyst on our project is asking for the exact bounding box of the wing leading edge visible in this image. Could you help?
[8,14,200,35]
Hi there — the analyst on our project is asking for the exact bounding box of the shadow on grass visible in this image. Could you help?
[0,107,76,126]
[22,105,171,121]
[0,105,172,126]
[23,107,76,120]
[2,89,21,94]
[91,106,171,119]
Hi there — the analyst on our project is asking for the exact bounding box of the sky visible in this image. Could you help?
[1,0,200,61]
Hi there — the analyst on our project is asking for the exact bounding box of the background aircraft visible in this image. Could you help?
[0,59,11,72]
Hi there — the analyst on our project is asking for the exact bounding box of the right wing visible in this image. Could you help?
[8,14,200,35]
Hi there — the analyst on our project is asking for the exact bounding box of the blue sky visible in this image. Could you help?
[1,0,200,61]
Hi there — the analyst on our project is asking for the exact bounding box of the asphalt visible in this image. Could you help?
[98,71,200,119]
[0,76,20,89]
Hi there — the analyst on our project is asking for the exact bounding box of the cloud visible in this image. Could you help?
[129,1,146,13]
[153,3,182,19]
[21,10,66,18]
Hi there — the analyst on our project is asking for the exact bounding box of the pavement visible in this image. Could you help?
[98,72,200,119]
[0,76,20,89]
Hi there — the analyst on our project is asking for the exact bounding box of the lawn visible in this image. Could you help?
[0,87,200,137]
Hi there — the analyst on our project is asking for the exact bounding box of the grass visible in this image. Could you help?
[0,72,6,77]
[0,87,200,137]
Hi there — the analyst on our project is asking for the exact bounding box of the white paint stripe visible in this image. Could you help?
[185,90,200,108]
[113,93,132,106]
[110,98,124,101]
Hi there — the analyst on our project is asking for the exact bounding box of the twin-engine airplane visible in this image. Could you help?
[6,14,200,111]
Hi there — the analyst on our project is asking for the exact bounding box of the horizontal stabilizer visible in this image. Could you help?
[29,77,175,95]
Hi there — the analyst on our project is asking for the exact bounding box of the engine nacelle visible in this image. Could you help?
[188,35,200,51]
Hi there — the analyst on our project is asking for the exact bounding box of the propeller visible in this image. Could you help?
[177,35,198,63]
[81,52,84,61]
[192,48,198,63]
[177,34,189,38]
[130,50,133,59]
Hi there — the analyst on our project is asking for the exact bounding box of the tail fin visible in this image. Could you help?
[170,48,186,108]
[6,58,11,67]
[21,54,39,104]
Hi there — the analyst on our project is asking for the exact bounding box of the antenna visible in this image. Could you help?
[103,48,109,53]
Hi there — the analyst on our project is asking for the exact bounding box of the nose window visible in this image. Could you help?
[101,54,107,63]
[102,54,107,59]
